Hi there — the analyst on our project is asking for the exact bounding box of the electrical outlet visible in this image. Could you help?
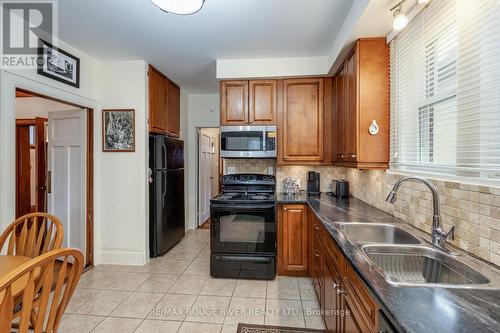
[267,167,274,175]
[227,167,236,174]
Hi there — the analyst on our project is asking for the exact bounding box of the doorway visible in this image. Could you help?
[197,127,220,228]
[14,88,94,266]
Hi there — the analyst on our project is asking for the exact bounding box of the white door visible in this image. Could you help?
[198,133,211,226]
[47,109,86,258]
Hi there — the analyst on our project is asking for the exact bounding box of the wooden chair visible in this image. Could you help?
[0,213,63,258]
[0,248,84,333]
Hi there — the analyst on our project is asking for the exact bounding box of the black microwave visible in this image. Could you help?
[220,125,276,158]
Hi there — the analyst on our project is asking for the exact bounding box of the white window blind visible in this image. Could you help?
[390,0,500,181]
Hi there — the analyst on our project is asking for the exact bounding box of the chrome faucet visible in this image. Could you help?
[386,176,456,251]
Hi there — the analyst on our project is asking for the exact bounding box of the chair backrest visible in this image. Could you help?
[0,248,84,333]
[0,213,63,258]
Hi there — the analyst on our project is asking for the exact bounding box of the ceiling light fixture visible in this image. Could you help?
[417,0,430,4]
[391,2,408,31]
[150,0,205,15]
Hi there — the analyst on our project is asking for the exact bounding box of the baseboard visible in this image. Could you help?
[98,249,147,266]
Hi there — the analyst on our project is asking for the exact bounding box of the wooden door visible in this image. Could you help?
[249,80,276,124]
[148,66,167,133]
[221,81,248,125]
[278,204,308,276]
[35,117,48,212]
[346,49,358,162]
[16,124,32,218]
[324,253,341,332]
[167,80,180,137]
[282,78,324,162]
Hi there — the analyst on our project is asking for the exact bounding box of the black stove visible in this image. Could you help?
[210,174,276,280]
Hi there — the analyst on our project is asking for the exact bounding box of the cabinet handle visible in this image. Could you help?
[341,154,345,159]
[336,288,347,295]
[313,224,320,230]
[284,207,287,211]
[351,154,356,159]
[332,282,339,289]
[313,251,320,258]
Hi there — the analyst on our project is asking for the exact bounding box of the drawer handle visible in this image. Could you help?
[336,288,347,295]
[313,225,320,230]
[313,252,320,258]
[351,154,356,158]
[332,282,339,289]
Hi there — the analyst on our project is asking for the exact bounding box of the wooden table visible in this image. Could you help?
[0,255,33,296]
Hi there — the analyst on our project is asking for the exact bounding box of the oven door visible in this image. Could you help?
[210,203,276,254]
[220,126,266,158]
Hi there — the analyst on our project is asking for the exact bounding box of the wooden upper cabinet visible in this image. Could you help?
[333,38,389,169]
[281,78,324,162]
[148,65,168,133]
[220,81,248,125]
[148,65,180,137]
[249,80,277,124]
[278,204,308,276]
[167,80,180,137]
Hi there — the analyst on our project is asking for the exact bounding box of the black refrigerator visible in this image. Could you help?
[149,134,185,258]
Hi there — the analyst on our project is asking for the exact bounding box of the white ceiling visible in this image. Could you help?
[58,0,354,93]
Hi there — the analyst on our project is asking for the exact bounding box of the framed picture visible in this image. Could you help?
[37,39,80,88]
[102,109,135,152]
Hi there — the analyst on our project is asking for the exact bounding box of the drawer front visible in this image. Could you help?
[344,263,378,328]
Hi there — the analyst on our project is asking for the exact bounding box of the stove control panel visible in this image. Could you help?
[222,174,276,185]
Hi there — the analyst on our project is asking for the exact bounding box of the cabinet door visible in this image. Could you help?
[343,296,366,333]
[221,81,248,125]
[166,80,180,137]
[324,253,341,332]
[278,205,308,275]
[148,66,167,133]
[282,78,324,161]
[249,80,276,125]
[346,49,358,162]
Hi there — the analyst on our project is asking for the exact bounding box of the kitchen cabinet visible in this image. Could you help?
[148,65,180,137]
[308,211,379,333]
[220,80,277,125]
[278,77,333,165]
[278,204,308,276]
[334,38,389,169]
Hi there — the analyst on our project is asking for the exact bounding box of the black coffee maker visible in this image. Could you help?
[307,171,321,196]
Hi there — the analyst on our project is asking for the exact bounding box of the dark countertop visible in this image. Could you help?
[277,192,500,333]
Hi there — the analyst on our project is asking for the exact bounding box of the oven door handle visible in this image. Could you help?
[211,204,276,210]
[214,255,272,263]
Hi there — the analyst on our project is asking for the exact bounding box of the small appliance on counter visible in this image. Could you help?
[307,171,321,196]
[331,179,349,198]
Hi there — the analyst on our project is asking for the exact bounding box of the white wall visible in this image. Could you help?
[16,97,76,118]
[98,61,149,265]
[186,94,220,230]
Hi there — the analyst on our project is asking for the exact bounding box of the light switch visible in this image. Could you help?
[227,167,236,174]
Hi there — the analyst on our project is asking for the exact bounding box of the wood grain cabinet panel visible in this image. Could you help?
[166,79,180,137]
[278,204,308,276]
[281,78,324,162]
[333,38,389,169]
[249,80,277,124]
[220,81,248,125]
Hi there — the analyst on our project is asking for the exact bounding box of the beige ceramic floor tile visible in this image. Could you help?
[233,279,267,298]
[298,277,317,301]
[106,272,151,291]
[302,300,326,329]
[73,290,131,316]
[169,275,209,295]
[57,314,104,333]
[134,319,182,333]
[194,249,211,262]
[185,295,231,324]
[184,260,210,276]
[221,324,238,333]
[65,289,101,313]
[200,278,237,297]
[267,276,300,300]
[110,292,164,319]
[152,259,193,274]
[265,299,305,328]
[177,321,222,333]
[136,274,179,293]
[148,293,197,321]
[78,271,119,290]
[91,317,142,333]
[93,265,134,272]
[224,297,265,325]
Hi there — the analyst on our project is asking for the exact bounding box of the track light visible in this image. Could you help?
[391,2,408,31]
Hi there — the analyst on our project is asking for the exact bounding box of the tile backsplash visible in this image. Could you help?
[276,165,500,266]
[223,159,276,175]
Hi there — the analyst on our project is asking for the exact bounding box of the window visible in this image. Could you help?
[390,0,500,181]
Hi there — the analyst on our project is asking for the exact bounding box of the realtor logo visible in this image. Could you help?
[1,0,58,68]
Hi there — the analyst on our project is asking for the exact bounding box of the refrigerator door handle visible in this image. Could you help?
[162,142,167,170]
[162,172,167,208]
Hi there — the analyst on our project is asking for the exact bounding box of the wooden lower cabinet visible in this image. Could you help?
[278,204,309,276]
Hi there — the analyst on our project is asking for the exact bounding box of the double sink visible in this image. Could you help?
[336,222,499,288]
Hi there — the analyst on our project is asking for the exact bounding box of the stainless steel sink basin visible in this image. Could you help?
[362,245,490,287]
[338,223,421,245]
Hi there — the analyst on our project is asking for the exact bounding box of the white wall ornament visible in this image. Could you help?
[369,120,379,135]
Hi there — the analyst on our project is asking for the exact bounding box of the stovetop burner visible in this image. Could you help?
[213,192,275,202]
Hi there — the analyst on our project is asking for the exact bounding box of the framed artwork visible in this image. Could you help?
[102,109,135,152]
[37,39,80,88]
